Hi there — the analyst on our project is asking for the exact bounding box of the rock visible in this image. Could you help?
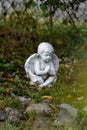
[33,116,46,129]
[25,103,53,116]
[32,116,50,130]
[24,103,55,130]
[11,93,31,104]
[55,103,78,126]
[5,107,23,125]
[0,110,5,121]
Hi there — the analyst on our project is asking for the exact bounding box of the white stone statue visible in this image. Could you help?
[24,42,59,88]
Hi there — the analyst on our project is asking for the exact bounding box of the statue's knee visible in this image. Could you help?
[38,78,44,84]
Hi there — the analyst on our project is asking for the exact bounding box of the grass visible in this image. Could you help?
[0,122,21,130]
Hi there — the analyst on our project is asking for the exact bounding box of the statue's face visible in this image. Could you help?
[40,49,52,62]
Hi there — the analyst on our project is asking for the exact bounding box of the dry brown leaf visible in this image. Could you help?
[77,96,84,100]
[5,78,16,83]
[5,87,10,93]
[67,95,73,98]
[42,95,53,99]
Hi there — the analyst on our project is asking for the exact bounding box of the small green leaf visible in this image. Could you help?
[60,5,67,11]
[50,0,57,6]
[40,4,48,11]
[23,1,36,9]
[0,87,5,93]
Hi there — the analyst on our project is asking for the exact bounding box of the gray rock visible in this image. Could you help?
[25,103,53,116]
[32,116,50,130]
[5,107,23,125]
[55,103,78,126]
[0,110,5,121]
[11,93,31,104]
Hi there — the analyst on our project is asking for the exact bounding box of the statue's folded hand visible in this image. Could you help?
[32,76,43,84]
[45,65,50,73]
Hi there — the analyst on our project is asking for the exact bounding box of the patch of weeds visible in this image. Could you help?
[6,97,21,109]
[40,88,52,96]
[77,110,87,130]
[32,92,43,102]
[30,87,55,102]
[25,90,33,97]
[0,63,14,71]
[0,99,6,108]
[15,75,28,91]
[28,110,36,123]
[1,81,14,95]
[0,122,22,130]
[23,110,37,130]
[10,75,28,96]
[0,87,5,94]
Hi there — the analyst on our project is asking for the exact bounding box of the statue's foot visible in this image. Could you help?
[39,84,52,88]
[48,84,52,87]
[39,84,45,88]
[30,81,36,85]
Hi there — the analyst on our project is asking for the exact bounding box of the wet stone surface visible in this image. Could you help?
[55,103,78,126]
[0,110,5,121]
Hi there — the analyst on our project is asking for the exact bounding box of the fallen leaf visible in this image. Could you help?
[5,78,16,83]
[65,64,70,68]
[67,95,73,98]
[5,88,10,93]
[42,95,53,99]
[77,96,83,101]
[83,106,87,112]
[37,87,43,91]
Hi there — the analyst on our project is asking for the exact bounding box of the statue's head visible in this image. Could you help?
[38,42,54,62]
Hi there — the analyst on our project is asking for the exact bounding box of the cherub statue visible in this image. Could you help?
[24,42,59,88]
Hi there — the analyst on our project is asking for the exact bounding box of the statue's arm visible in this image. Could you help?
[49,62,56,75]
[34,61,50,75]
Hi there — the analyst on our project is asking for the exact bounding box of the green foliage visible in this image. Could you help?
[39,0,87,28]
[23,0,36,9]
[0,97,20,109]
[39,0,87,15]
[0,98,6,108]
[0,87,5,93]
[0,63,14,71]
[0,122,21,130]
[28,110,36,122]
[7,98,21,108]
[0,0,87,29]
